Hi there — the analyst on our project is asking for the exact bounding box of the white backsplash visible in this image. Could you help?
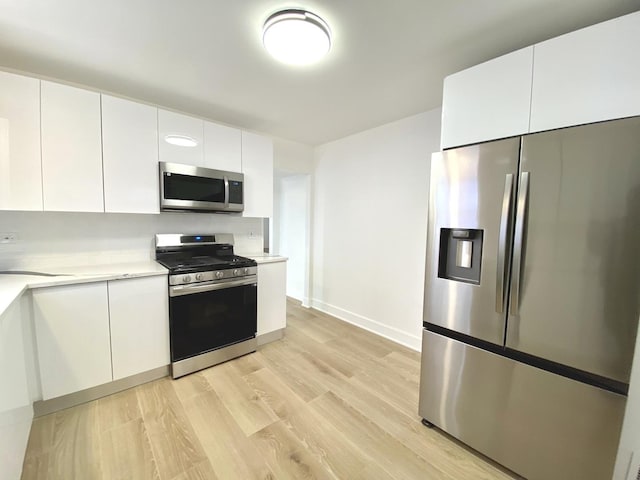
[0,211,264,271]
[233,233,264,256]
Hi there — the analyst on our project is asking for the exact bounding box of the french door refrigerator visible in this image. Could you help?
[419,116,640,480]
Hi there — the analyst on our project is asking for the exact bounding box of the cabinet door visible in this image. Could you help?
[241,131,274,218]
[108,276,170,380]
[0,298,32,480]
[41,81,104,212]
[204,121,241,172]
[158,109,204,167]
[33,283,112,400]
[530,11,640,133]
[102,95,159,214]
[441,47,533,149]
[0,72,42,211]
[0,299,30,412]
[257,262,287,336]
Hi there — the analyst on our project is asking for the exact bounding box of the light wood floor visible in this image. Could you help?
[22,299,517,480]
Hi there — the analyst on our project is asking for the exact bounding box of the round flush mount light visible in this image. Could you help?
[262,9,332,65]
[164,134,198,147]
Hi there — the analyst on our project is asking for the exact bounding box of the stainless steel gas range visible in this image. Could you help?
[155,234,258,378]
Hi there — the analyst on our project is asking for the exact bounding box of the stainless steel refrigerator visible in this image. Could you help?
[419,116,640,480]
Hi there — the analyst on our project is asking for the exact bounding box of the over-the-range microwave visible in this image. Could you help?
[159,161,244,213]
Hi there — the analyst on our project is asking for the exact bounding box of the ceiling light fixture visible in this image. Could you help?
[164,134,198,147]
[262,9,331,65]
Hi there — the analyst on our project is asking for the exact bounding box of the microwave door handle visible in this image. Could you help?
[224,176,230,207]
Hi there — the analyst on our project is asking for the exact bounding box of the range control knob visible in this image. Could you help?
[182,275,192,283]
[195,273,203,281]
[243,268,250,275]
[233,269,240,276]
[215,271,224,279]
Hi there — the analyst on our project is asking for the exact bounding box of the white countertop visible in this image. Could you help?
[0,261,168,318]
[0,255,287,317]
[241,254,288,264]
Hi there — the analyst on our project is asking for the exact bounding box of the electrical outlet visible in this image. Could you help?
[0,232,17,244]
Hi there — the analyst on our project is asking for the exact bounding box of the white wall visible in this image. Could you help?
[272,137,314,304]
[273,137,314,175]
[277,175,311,303]
[311,109,441,350]
[0,211,263,270]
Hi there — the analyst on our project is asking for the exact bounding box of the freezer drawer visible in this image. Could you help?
[419,330,626,480]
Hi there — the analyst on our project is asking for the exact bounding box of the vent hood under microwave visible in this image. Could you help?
[159,161,244,213]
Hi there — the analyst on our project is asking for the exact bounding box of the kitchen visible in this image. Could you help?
[1,2,640,480]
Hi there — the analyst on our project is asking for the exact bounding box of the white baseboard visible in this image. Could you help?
[33,366,169,417]
[309,299,421,351]
[257,328,285,346]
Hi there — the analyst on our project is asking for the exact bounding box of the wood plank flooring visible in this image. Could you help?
[22,299,517,480]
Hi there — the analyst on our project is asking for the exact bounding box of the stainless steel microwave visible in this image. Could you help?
[159,161,244,213]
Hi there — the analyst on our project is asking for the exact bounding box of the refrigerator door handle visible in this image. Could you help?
[496,173,514,313]
[510,171,530,316]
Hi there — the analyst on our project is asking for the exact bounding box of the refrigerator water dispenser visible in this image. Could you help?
[437,228,483,284]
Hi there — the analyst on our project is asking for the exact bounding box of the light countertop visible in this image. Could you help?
[0,261,168,318]
[0,255,287,317]
[241,253,288,264]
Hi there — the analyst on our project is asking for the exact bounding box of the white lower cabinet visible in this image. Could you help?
[32,276,170,400]
[0,299,32,480]
[108,276,169,380]
[257,262,287,336]
[0,299,30,412]
[32,282,112,400]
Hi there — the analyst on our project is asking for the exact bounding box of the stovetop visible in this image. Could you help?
[157,254,256,274]
[154,234,257,275]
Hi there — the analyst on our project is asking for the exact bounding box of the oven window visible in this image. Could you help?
[169,283,257,361]
[164,173,225,203]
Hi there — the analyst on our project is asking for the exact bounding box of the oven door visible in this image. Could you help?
[169,277,257,362]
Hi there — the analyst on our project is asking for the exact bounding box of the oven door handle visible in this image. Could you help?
[169,276,257,297]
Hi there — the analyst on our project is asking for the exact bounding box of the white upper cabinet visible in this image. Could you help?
[102,95,159,214]
[0,72,42,211]
[530,11,640,133]
[441,47,533,149]
[204,121,242,172]
[33,282,112,400]
[41,81,104,212]
[158,109,204,167]
[241,131,273,218]
[108,276,169,380]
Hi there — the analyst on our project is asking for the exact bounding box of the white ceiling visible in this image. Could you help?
[0,1,637,145]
